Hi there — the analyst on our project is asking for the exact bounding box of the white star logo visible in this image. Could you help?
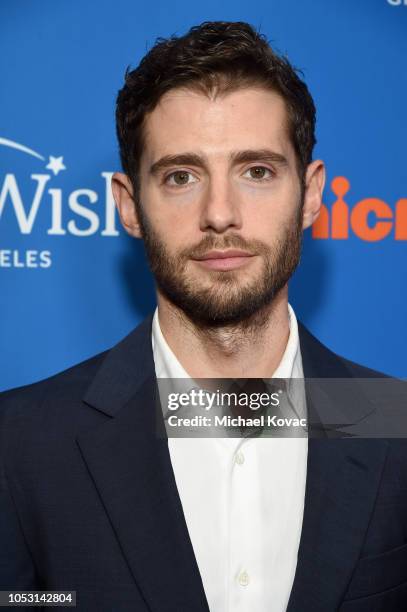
[46,155,66,176]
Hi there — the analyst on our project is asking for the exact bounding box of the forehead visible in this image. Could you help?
[141,86,294,163]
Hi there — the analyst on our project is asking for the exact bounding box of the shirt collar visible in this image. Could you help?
[151,303,304,380]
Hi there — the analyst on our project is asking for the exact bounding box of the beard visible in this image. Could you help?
[136,202,303,328]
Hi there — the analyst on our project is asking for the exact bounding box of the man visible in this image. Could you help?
[1,20,407,612]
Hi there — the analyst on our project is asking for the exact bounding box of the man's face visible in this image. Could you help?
[131,87,310,326]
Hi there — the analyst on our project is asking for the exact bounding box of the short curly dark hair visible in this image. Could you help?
[116,21,316,198]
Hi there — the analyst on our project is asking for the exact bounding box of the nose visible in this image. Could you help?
[199,174,242,234]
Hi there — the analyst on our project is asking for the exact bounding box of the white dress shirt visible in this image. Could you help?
[151,304,308,612]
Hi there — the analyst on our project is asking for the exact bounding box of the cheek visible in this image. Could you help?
[146,211,196,254]
[146,183,205,224]
[237,178,298,207]
[240,191,295,236]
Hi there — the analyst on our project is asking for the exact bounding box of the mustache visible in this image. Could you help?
[181,233,263,259]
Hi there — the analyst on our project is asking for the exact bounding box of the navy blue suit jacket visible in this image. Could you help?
[1,314,407,611]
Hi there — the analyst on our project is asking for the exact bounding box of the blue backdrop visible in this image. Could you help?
[1,0,406,391]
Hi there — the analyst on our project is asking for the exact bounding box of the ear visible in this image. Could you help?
[111,172,143,238]
[302,159,326,230]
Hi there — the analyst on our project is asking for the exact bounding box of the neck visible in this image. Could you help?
[156,286,290,379]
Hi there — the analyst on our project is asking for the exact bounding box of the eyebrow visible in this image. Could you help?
[149,149,289,176]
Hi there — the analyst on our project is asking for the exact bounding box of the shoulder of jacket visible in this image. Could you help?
[0,349,109,422]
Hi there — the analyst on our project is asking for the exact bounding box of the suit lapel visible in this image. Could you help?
[77,316,210,612]
[77,314,389,612]
[286,324,389,612]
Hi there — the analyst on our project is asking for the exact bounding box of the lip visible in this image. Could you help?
[192,250,255,271]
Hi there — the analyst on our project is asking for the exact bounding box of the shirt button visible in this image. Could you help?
[237,571,250,587]
[234,451,245,465]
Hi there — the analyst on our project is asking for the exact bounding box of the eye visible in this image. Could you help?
[164,171,198,186]
[243,166,274,181]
